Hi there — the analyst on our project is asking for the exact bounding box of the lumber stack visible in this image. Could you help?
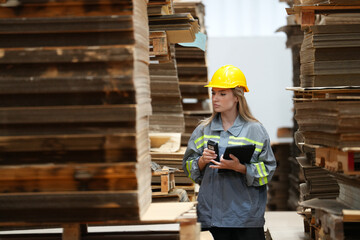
[294,96,360,149]
[300,24,360,87]
[0,0,152,224]
[286,1,360,239]
[267,142,292,211]
[173,0,211,146]
[146,2,202,202]
[297,156,339,201]
[149,45,185,133]
[300,0,360,5]
[288,156,305,209]
[277,0,305,210]
[148,4,200,134]
[290,87,360,239]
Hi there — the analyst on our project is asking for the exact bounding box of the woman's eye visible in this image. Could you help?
[220,93,226,96]
[211,92,215,95]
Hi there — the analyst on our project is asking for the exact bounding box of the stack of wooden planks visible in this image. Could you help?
[276,0,305,211]
[294,88,360,150]
[299,0,360,5]
[146,0,202,202]
[148,0,174,16]
[149,12,199,44]
[173,0,211,146]
[293,90,360,149]
[286,1,360,239]
[148,1,201,134]
[0,0,152,224]
[300,24,360,87]
[267,142,292,211]
[149,45,185,133]
[298,156,339,201]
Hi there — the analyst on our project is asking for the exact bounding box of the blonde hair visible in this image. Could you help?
[200,87,258,126]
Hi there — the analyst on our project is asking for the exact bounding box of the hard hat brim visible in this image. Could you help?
[204,84,249,92]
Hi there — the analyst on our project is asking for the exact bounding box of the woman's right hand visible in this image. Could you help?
[198,148,217,170]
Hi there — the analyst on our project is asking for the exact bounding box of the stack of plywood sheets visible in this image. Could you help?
[300,24,360,87]
[173,0,206,33]
[147,1,203,202]
[297,156,339,201]
[293,89,360,149]
[148,0,174,16]
[277,25,304,87]
[148,2,201,134]
[277,20,304,210]
[149,13,199,44]
[300,0,360,5]
[0,0,152,224]
[287,1,360,238]
[267,143,292,211]
[149,45,185,133]
[173,0,211,146]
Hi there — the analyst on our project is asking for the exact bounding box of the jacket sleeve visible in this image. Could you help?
[245,127,277,187]
[182,125,204,184]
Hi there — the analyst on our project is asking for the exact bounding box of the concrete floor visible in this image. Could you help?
[264,211,308,240]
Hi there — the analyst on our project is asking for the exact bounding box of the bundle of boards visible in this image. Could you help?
[0,0,152,223]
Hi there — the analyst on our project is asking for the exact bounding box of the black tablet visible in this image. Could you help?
[223,144,256,164]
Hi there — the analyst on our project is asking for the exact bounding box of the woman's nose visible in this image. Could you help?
[212,94,218,101]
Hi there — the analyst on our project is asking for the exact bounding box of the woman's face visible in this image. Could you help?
[211,88,238,113]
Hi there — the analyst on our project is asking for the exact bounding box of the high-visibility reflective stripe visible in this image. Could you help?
[260,162,268,176]
[205,135,220,139]
[186,160,193,179]
[262,176,268,184]
[195,135,220,143]
[196,142,205,149]
[229,136,263,146]
[194,135,220,149]
[260,162,268,184]
[228,141,246,146]
[194,136,204,144]
[255,162,266,186]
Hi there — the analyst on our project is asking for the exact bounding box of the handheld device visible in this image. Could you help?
[207,139,219,162]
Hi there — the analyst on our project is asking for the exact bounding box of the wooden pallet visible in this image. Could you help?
[286,4,360,28]
[316,147,360,175]
[288,87,360,102]
[152,169,176,194]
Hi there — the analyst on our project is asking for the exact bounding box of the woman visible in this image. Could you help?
[183,65,276,240]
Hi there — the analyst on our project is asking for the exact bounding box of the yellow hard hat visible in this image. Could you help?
[205,65,249,92]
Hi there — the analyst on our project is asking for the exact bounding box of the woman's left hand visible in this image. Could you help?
[209,154,246,174]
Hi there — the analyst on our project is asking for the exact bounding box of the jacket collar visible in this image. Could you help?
[211,113,246,136]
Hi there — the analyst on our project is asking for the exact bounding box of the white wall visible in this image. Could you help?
[203,0,288,37]
[202,0,293,142]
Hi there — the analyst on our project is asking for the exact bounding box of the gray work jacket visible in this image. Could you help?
[183,114,276,228]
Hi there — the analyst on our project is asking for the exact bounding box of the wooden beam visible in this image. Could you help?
[62,224,81,240]
[301,10,315,27]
